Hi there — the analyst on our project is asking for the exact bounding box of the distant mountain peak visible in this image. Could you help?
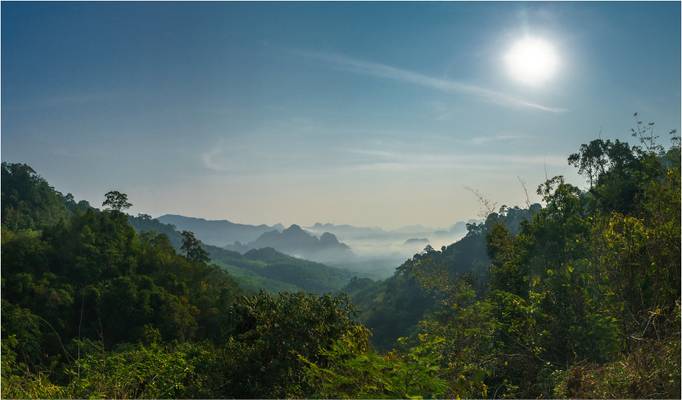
[225,223,353,263]
[319,232,340,244]
[285,224,304,232]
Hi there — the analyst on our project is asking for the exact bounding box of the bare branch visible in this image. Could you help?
[517,176,531,208]
[464,186,498,218]
[543,160,549,181]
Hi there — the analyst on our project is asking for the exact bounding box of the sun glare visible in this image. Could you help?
[505,37,559,86]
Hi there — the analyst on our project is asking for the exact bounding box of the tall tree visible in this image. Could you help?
[102,191,132,212]
[180,230,209,263]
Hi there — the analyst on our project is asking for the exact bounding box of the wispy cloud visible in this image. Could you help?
[468,134,534,145]
[201,143,227,172]
[343,147,566,172]
[297,50,566,113]
[202,137,566,176]
[200,124,564,176]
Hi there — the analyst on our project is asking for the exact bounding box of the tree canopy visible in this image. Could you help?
[2,118,680,398]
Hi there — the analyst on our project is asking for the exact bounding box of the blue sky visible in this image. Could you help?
[2,2,680,228]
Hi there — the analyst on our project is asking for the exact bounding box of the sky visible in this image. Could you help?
[2,2,680,229]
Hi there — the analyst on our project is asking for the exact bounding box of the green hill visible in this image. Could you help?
[129,215,354,294]
[343,205,540,350]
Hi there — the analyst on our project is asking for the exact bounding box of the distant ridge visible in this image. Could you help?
[129,215,353,294]
[225,224,354,264]
[157,214,283,246]
[305,220,481,241]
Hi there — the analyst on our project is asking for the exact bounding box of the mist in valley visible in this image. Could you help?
[305,221,475,279]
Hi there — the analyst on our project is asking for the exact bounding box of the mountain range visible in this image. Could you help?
[225,224,354,264]
[305,220,478,242]
[129,215,354,293]
[152,213,480,279]
[157,214,283,246]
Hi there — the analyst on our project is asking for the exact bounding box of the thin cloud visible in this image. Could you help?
[469,134,534,145]
[204,141,566,175]
[344,148,402,158]
[201,144,228,172]
[343,147,566,172]
[297,50,566,113]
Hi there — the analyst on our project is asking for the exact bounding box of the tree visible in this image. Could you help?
[137,213,152,221]
[180,230,209,263]
[301,328,450,399]
[1,162,71,229]
[220,292,360,398]
[102,191,132,212]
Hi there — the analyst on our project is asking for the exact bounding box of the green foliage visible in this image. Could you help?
[242,247,354,293]
[1,168,366,398]
[400,122,680,398]
[128,214,184,248]
[348,205,537,350]
[63,341,221,399]
[1,302,46,368]
[180,230,210,263]
[1,335,66,400]
[334,120,679,398]
[1,172,244,365]
[102,190,132,212]
[216,262,302,293]
[554,337,681,398]
[1,162,71,230]
[302,327,449,399]
[128,214,354,294]
[2,117,679,399]
[219,291,360,398]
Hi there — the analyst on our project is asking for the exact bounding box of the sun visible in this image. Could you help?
[504,37,559,86]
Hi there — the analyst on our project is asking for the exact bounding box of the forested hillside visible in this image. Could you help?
[344,204,539,350]
[332,127,681,398]
[2,124,680,398]
[129,215,354,294]
[1,163,362,398]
